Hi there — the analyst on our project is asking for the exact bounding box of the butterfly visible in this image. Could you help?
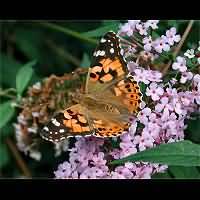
[40,31,143,143]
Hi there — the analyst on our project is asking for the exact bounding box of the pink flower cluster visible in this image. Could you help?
[119,21,180,55]
[54,137,108,179]
[128,62,163,84]
[172,45,200,85]
[54,21,200,179]
[172,56,187,72]
[54,136,167,179]
[143,27,181,53]
[55,66,199,178]
[119,20,159,36]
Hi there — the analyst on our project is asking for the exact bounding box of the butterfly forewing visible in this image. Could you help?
[86,31,128,94]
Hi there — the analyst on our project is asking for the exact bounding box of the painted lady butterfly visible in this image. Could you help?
[40,31,143,143]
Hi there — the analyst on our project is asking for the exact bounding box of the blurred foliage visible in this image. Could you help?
[0,20,199,178]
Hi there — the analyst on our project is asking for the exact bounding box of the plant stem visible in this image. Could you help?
[162,20,194,75]
[131,35,144,48]
[38,22,98,45]
[0,92,16,99]
[5,138,32,178]
[120,36,143,49]
[45,39,81,67]
[4,88,17,93]
[0,88,17,99]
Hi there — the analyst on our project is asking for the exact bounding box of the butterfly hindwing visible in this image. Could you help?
[40,104,92,143]
[89,77,142,137]
[92,118,129,138]
[110,75,142,114]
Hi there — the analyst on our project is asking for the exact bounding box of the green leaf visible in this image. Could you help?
[0,143,10,168]
[111,140,200,167]
[82,23,120,38]
[16,60,36,95]
[0,53,21,88]
[152,171,172,179]
[80,53,91,68]
[169,166,200,179]
[0,101,15,129]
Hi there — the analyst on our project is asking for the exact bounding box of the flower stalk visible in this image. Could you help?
[38,22,98,45]
[5,138,32,178]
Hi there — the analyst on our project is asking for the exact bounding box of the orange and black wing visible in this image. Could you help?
[40,104,93,143]
[108,75,143,114]
[86,31,128,94]
[89,76,142,138]
[85,32,143,137]
[92,118,130,138]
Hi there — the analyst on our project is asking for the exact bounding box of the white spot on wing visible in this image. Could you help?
[59,129,65,133]
[99,51,105,56]
[52,118,60,127]
[43,126,49,131]
[100,38,106,43]
[95,50,100,57]
[110,48,114,54]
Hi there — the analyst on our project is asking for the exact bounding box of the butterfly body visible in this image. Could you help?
[40,31,143,143]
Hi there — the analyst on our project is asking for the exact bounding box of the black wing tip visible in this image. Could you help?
[39,122,69,143]
[102,31,117,39]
